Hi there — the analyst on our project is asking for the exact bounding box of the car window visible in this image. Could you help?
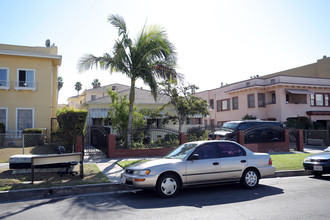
[165,143,198,159]
[237,123,248,130]
[193,143,218,159]
[217,142,246,158]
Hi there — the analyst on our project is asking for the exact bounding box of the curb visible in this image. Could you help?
[0,170,312,203]
[0,183,132,203]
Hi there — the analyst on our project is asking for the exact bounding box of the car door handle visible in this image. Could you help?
[213,162,219,165]
[241,160,246,163]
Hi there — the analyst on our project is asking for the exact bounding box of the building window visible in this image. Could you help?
[217,121,222,127]
[91,95,96,100]
[258,93,265,107]
[209,99,214,109]
[16,108,34,130]
[216,100,221,112]
[270,79,276,84]
[210,119,215,127]
[0,68,9,89]
[247,94,255,108]
[0,108,8,130]
[232,97,238,110]
[187,118,202,125]
[16,69,35,90]
[311,93,330,106]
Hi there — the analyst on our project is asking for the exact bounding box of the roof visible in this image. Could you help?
[85,83,170,105]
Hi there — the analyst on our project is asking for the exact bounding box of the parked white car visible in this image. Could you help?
[121,140,275,197]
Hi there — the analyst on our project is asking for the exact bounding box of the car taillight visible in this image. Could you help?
[269,158,273,165]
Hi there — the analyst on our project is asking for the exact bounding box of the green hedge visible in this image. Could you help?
[56,107,87,152]
[23,128,43,134]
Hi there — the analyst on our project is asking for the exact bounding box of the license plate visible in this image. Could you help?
[313,166,323,171]
[121,175,126,184]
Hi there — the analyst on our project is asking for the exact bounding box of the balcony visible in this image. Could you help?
[14,81,36,91]
[0,80,10,90]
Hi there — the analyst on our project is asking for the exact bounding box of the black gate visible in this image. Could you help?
[289,128,298,150]
[84,125,110,157]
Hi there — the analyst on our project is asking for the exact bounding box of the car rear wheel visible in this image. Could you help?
[156,173,180,198]
[241,168,259,189]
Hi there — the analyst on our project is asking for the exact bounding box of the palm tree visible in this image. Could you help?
[75,81,82,95]
[92,79,101,89]
[78,14,180,145]
[57,77,63,92]
[57,76,64,102]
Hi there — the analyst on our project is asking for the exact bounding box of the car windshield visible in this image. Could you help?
[222,122,239,130]
[165,143,198,159]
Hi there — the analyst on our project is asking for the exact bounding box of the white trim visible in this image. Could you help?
[0,49,62,61]
[0,67,10,90]
[16,108,35,131]
[0,107,8,130]
[15,68,36,91]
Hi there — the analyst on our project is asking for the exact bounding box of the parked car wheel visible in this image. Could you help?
[313,171,323,178]
[241,168,259,189]
[156,173,180,198]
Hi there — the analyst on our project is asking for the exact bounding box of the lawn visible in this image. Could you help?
[271,153,312,171]
[117,160,148,169]
[0,164,109,191]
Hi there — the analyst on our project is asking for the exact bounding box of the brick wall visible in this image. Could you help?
[237,129,291,153]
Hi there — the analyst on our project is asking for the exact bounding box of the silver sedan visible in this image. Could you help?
[121,140,275,197]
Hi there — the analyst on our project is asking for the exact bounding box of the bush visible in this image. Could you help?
[56,107,87,152]
[22,128,43,134]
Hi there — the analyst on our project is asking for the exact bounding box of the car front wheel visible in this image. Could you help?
[241,168,259,189]
[156,173,180,198]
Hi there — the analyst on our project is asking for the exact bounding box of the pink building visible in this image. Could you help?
[195,56,330,129]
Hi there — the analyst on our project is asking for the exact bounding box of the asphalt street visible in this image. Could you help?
[0,175,329,220]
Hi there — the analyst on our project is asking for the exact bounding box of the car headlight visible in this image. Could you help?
[133,169,150,176]
[304,158,311,162]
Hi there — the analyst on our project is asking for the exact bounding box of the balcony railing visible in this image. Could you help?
[0,80,10,90]
[14,81,36,91]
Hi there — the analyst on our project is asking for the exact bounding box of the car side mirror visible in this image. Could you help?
[188,154,200,161]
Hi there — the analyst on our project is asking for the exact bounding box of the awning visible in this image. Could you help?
[89,108,110,118]
[286,89,313,95]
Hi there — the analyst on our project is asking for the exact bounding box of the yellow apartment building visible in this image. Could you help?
[0,43,62,135]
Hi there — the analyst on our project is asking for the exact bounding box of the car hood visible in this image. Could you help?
[127,158,183,170]
[306,152,330,160]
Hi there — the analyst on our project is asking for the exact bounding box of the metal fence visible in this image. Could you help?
[303,130,329,146]
[0,133,49,154]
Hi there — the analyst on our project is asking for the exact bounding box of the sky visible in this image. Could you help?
[1,0,330,104]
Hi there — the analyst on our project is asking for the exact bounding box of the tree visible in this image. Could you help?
[57,76,63,91]
[158,80,209,133]
[92,79,101,89]
[78,14,180,144]
[75,81,82,95]
[107,88,146,143]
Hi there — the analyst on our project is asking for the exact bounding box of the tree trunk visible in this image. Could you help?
[127,79,136,147]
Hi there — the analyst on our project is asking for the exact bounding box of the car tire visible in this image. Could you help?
[156,173,180,198]
[240,168,259,189]
[314,171,323,178]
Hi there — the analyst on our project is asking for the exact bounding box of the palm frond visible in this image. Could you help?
[77,53,113,72]
[108,14,127,38]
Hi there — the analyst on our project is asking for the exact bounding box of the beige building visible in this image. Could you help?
[195,56,330,129]
[0,43,62,134]
[68,83,203,132]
